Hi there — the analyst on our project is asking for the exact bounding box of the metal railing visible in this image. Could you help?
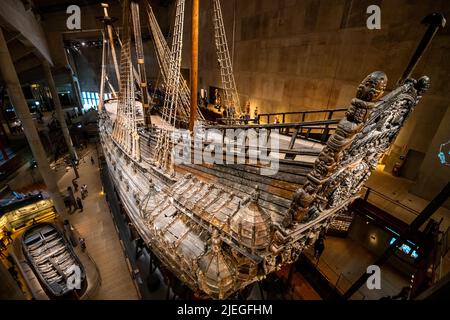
[360,186,420,220]
[304,250,366,300]
[432,226,450,284]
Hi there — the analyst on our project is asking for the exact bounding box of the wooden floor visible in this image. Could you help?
[57,144,139,300]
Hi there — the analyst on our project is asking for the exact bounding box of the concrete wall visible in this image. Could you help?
[410,103,450,207]
[187,0,450,115]
[348,215,416,276]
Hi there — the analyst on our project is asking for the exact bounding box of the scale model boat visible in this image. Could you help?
[22,223,86,297]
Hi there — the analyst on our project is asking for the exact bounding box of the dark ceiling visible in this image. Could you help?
[32,0,114,14]
[31,0,175,14]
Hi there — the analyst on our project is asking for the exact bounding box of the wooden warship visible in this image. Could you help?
[97,0,438,299]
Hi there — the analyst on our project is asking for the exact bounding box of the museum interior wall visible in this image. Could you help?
[410,104,450,207]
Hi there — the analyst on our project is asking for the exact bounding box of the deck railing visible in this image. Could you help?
[258,108,347,125]
[205,119,340,153]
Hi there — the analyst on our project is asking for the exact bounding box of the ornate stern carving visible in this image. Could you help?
[283,71,388,228]
[197,230,236,299]
[230,186,273,251]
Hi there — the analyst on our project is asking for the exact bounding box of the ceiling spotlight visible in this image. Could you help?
[81,42,86,46]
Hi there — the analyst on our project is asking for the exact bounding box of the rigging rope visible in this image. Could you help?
[212,0,241,117]
[146,1,204,122]
[131,0,151,125]
[111,0,141,161]
[153,0,186,175]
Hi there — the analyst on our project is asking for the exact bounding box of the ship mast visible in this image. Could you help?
[131,0,152,126]
[153,0,186,175]
[145,1,204,124]
[101,3,121,87]
[189,0,199,132]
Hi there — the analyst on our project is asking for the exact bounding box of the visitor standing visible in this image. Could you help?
[79,237,86,252]
[314,237,325,259]
[76,197,83,212]
[72,179,79,192]
[81,184,88,199]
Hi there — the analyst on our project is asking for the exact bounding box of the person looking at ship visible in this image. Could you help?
[76,197,83,212]
[214,89,222,112]
[314,237,325,260]
[253,106,259,124]
[81,184,88,199]
[79,237,86,252]
[274,116,280,124]
[72,179,79,192]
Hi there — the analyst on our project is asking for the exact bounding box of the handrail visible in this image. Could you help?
[258,108,347,125]
[258,108,347,116]
[205,119,339,146]
[303,251,366,300]
[205,119,339,130]
[216,117,259,125]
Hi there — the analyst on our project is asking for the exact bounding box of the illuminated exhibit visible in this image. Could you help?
[0,0,449,306]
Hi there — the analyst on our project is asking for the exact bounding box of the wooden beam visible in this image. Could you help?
[189,0,199,132]
[102,3,121,87]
